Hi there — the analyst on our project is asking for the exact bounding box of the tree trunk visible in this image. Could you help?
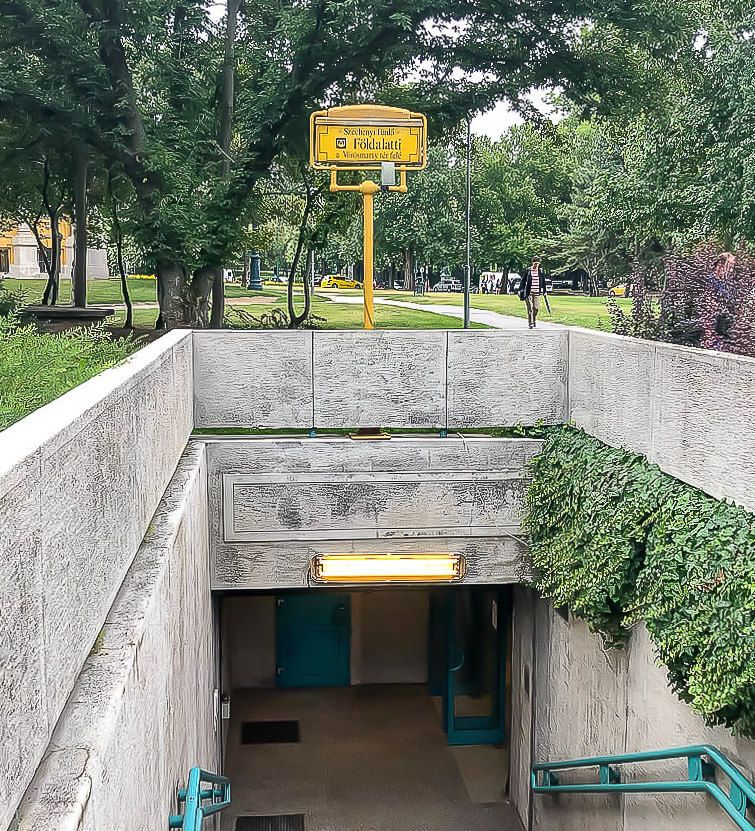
[38,159,61,306]
[107,168,133,328]
[209,0,242,329]
[72,148,89,308]
[156,262,215,328]
[403,248,414,290]
[41,212,62,306]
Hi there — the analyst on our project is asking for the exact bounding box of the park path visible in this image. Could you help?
[318,293,558,329]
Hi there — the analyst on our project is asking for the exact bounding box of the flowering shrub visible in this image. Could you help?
[608,246,755,356]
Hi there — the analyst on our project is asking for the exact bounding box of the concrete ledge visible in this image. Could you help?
[568,328,755,512]
[0,330,194,830]
[14,444,216,831]
[193,329,569,430]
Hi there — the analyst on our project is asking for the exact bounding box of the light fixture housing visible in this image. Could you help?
[310,553,466,584]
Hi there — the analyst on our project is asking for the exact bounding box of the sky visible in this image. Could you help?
[471,89,560,140]
[471,101,523,140]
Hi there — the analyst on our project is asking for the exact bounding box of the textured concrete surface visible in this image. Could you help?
[14,444,217,831]
[0,329,193,831]
[510,593,755,831]
[222,685,522,831]
[193,329,569,430]
[207,437,539,589]
[447,330,568,427]
[194,330,314,428]
[314,330,447,428]
[569,329,755,512]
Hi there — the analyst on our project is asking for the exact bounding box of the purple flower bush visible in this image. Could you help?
[609,246,755,357]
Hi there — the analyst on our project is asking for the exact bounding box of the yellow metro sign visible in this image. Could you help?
[310,104,427,171]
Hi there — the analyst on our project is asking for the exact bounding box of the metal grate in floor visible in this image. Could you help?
[241,719,300,744]
[235,816,305,831]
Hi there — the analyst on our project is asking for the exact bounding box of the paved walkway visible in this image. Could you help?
[318,293,557,329]
[223,685,523,831]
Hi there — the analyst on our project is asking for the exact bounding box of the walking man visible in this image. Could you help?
[519,256,546,328]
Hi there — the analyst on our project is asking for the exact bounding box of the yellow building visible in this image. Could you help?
[0,220,108,278]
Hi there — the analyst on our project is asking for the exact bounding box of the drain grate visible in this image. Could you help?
[241,720,300,744]
[235,816,305,831]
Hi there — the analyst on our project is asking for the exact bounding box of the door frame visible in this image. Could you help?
[443,587,507,746]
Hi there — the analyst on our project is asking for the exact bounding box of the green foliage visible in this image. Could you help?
[0,316,138,430]
[0,277,21,316]
[525,426,755,736]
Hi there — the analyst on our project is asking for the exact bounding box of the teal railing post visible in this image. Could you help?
[532,746,755,831]
[168,768,231,829]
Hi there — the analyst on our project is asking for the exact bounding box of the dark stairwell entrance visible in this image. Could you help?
[219,586,524,831]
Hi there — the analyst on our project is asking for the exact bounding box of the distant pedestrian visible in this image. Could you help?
[519,256,547,328]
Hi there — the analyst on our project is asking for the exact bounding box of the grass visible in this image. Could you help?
[6,277,629,331]
[225,290,485,329]
[7,278,478,330]
[372,289,630,330]
[194,425,549,437]
[4,277,278,306]
[0,316,139,430]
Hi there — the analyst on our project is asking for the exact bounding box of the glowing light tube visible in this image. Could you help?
[311,553,465,583]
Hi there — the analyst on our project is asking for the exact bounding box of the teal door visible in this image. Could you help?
[276,594,351,688]
[444,588,506,746]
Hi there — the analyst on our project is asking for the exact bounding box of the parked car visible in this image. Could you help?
[608,284,628,297]
[432,276,463,292]
[321,275,362,289]
[267,273,286,284]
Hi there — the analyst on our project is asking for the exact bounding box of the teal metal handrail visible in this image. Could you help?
[532,745,755,831]
[168,768,231,830]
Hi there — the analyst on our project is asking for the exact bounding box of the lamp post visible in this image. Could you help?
[463,116,472,329]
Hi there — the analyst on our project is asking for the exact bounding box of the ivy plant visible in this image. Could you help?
[524,426,755,736]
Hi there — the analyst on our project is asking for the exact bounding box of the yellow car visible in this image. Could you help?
[321,275,362,289]
[608,284,628,297]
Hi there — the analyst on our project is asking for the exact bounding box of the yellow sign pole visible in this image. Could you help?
[328,170,406,329]
[361,181,378,329]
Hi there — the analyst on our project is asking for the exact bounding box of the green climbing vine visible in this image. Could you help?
[524,426,755,737]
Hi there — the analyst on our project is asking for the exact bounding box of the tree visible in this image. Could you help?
[0,0,696,327]
[0,128,71,304]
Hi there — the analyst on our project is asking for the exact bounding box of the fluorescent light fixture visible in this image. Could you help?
[310,553,466,583]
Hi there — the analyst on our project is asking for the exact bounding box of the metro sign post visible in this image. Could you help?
[310,105,428,328]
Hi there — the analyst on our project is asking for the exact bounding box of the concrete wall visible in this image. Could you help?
[0,329,193,830]
[510,592,755,831]
[14,443,217,831]
[194,327,754,516]
[569,329,755,513]
[223,595,278,688]
[207,437,541,590]
[351,590,429,685]
[193,330,569,429]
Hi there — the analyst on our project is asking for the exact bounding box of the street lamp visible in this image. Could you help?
[463,116,472,329]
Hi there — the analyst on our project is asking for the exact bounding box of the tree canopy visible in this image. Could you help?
[0,0,699,325]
